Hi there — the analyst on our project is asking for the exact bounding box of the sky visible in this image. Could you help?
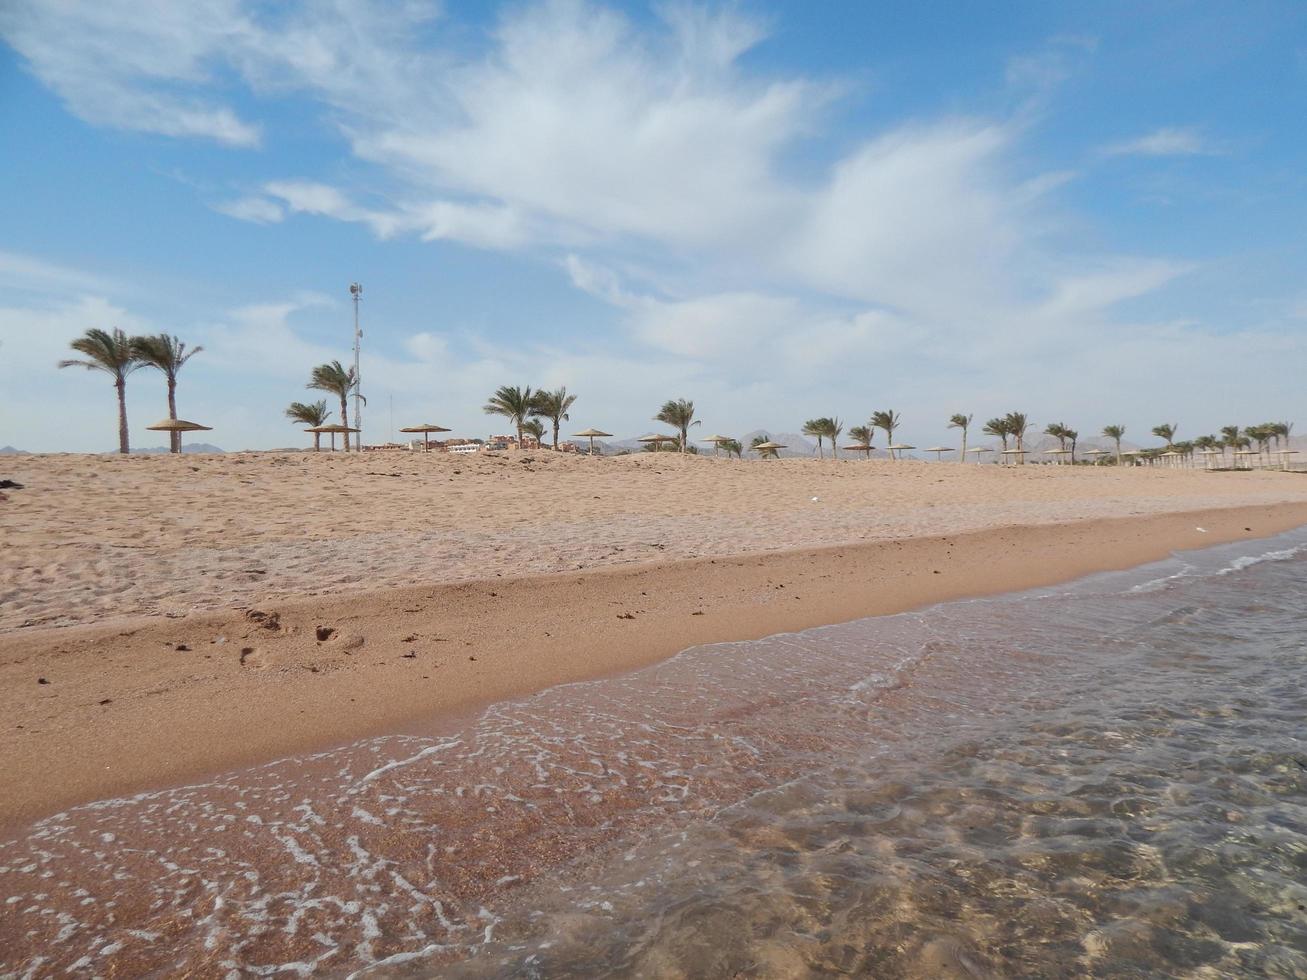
[1,0,1305,453]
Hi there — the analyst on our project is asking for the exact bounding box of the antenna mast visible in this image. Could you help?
[350,282,363,450]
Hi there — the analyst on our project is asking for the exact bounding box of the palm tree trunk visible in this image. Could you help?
[116,378,130,455]
[341,396,351,451]
[961,430,968,461]
[313,432,321,452]
[553,421,560,450]
[167,378,180,454]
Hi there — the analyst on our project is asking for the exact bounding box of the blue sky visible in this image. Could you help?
[1,0,1304,452]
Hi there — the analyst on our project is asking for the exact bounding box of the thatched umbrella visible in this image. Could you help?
[966,446,995,464]
[1278,448,1299,471]
[145,418,212,454]
[1197,447,1222,470]
[999,448,1028,466]
[399,423,451,452]
[637,433,678,452]
[308,423,359,452]
[843,442,873,460]
[1044,447,1072,465]
[1082,448,1110,465]
[1159,449,1184,469]
[700,434,732,457]
[573,427,612,456]
[924,445,954,462]
[887,442,915,461]
[752,440,786,459]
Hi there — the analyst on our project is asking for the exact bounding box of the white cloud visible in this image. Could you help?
[212,196,285,224]
[1101,127,1218,158]
[0,0,261,146]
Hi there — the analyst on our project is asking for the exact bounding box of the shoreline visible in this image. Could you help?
[3,501,1307,832]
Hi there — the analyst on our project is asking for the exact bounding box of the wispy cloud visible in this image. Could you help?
[212,196,284,224]
[1101,127,1220,158]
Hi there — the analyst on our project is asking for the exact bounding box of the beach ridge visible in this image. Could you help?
[4,499,1306,832]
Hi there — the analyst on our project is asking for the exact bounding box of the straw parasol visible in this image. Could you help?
[1159,450,1183,469]
[1278,448,1300,470]
[1233,449,1258,469]
[1000,448,1028,465]
[966,446,995,464]
[887,442,916,461]
[637,433,678,452]
[1082,448,1110,465]
[842,442,873,460]
[1196,447,1222,470]
[572,427,612,456]
[752,440,786,459]
[924,446,954,462]
[1044,447,1072,465]
[308,423,359,452]
[399,423,451,452]
[146,418,212,455]
[700,434,732,457]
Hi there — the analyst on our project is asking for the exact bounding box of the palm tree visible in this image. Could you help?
[1005,412,1031,462]
[1151,423,1178,450]
[285,400,331,451]
[1219,425,1242,465]
[1246,424,1273,465]
[802,419,827,459]
[483,385,535,448]
[130,334,203,454]
[521,418,546,448]
[719,437,744,459]
[848,424,874,459]
[1102,424,1126,465]
[1065,428,1079,464]
[750,434,779,459]
[529,387,577,450]
[1044,422,1069,451]
[655,398,700,453]
[308,361,364,451]
[948,413,972,461]
[983,416,1010,451]
[870,410,901,459]
[58,327,143,454]
[824,417,843,460]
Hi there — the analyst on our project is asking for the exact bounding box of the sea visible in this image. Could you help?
[2,526,1306,978]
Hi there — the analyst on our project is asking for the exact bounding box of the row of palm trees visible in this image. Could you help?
[59,334,1296,469]
[58,328,203,453]
[1097,422,1296,466]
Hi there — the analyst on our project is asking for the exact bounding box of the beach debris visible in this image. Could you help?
[175,643,190,652]
[617,612,636,620]
[98,699,112,705]
[402,652,417,659]
[811,496,819,502]
[37,677,49,685]
[0,479,23,489]
[1195,527,1207,532]
[315,626,337,642]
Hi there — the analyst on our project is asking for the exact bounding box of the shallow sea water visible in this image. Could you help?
[3,528,1306,978]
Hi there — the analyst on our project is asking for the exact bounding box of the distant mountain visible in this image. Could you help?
[130,444,225,455]
[0,446,29,455]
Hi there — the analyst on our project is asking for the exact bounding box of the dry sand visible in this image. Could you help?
[3,450,1307,828]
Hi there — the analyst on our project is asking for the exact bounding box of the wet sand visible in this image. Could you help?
[2,448,1306,829]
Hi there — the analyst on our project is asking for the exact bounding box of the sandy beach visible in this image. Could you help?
[2,451,1306,829]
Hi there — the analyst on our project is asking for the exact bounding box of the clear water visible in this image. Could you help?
[3,529,1306,978]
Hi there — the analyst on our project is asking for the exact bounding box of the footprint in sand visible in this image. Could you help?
[239,647,266,668]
